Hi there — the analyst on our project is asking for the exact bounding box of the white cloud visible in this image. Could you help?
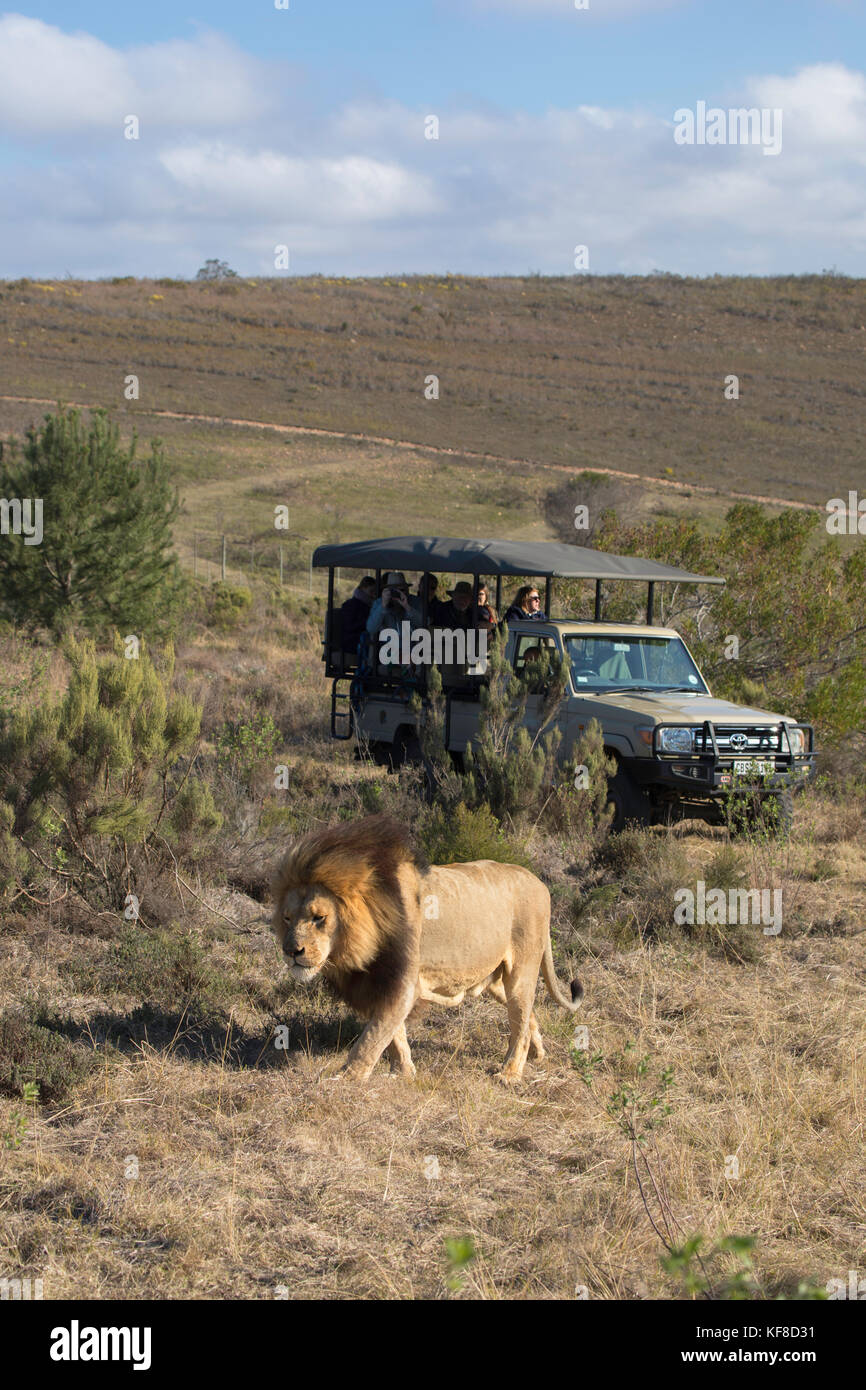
[0,15,128,132]
[0,15,276,134]
[159,144,440,222]
[750,62,866,151]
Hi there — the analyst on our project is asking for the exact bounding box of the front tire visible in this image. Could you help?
[606,761,650,833]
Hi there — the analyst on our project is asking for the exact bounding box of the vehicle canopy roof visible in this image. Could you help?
[311,535,725,586]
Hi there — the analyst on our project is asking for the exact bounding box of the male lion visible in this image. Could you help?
[270,814,583,1083]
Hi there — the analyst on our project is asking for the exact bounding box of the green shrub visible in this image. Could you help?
[63,927,229,1017]
[0,1016,94,1104]
[216,712,279,788]
[578,501,866,748]
[0,406,184,636]
[547,719,615,845]
[462,628,566,823]
[0,637,215,908]
[169,778,222,839]
[595,829,761,961]
[418,801,530,867]
[0,801,26,894]
[209,582,253,630]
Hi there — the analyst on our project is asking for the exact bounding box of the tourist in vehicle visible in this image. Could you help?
[366,572,419,637]
[477,583,498,627]
[409,573,441,622]
[504,585,547,622]
[340,576,377,654]
[435,580,487,630]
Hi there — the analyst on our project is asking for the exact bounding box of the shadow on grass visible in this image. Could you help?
[34,1004,362,1070]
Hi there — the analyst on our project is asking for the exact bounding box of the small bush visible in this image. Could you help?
[209,583,253,630]
[546,719,615,848]
[418,801,530,867]
[595,825,648,874]
[169,778,222,840]
[62,927,230,1018]
[0,1015,94,1104]
[595,830,762,962]
[216,712,279,788]
[704,843,747,892]
[0,637,212,908]
[462,629,566,824]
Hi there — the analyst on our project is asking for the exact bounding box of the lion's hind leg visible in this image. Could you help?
[498,970,540,1082]
[486,977,545,1063]
[385,1022,416,1079]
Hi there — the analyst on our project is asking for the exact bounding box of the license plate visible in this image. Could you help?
[733,759,774,776]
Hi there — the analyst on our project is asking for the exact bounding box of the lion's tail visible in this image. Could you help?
[541,932,583,1012]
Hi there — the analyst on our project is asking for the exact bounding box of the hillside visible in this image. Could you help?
[1,273,864,517]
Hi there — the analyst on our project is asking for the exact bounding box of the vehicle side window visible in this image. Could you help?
[645,641,677,683]
[514,635,556,671]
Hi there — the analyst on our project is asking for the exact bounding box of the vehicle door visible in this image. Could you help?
[512,631,568,751]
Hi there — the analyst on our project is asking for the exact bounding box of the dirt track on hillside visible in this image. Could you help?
[0,394,823,515]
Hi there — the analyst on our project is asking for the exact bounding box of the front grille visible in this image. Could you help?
[694,725,780,755]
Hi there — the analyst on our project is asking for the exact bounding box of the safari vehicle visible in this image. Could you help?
[313,537,816,833]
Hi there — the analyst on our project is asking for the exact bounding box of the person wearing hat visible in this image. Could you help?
[435,580,486,631]
[366,571,420,654]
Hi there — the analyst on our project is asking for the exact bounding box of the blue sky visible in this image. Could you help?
[1,1,865,277]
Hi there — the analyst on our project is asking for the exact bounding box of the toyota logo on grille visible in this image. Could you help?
[729,732,748,750]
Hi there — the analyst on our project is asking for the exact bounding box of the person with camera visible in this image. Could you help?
[366,571,419,670]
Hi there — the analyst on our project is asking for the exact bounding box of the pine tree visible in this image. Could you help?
[463,625,566,820]
[0,407,184,635]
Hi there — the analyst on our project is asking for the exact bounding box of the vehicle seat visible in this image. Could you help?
[598,650,630,681]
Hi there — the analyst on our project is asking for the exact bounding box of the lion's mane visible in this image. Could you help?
[270,815,426,1016]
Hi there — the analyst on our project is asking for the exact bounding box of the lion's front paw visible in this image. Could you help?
[497,1068,524,1086]
[389,1061,417,1080]
[334,1062,375,1084]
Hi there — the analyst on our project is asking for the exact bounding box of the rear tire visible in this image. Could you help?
[390,727,436,802]
[390,727,422,770]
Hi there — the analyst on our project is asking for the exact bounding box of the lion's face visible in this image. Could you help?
[273,883,341,983]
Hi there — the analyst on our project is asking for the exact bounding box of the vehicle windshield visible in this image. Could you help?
[564,634,709,695]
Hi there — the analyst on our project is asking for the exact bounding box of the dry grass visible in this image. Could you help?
[2,601,865,1300]
[1,602,863,1301]
[2,904,863,1300]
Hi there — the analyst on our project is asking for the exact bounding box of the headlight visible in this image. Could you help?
[786,726,806,755]
[657,727,695,754]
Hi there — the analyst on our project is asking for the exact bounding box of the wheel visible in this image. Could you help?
[605,761,650,833]
[369,741,392,767]
[391,727,437,802]
[390,727,422,770]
